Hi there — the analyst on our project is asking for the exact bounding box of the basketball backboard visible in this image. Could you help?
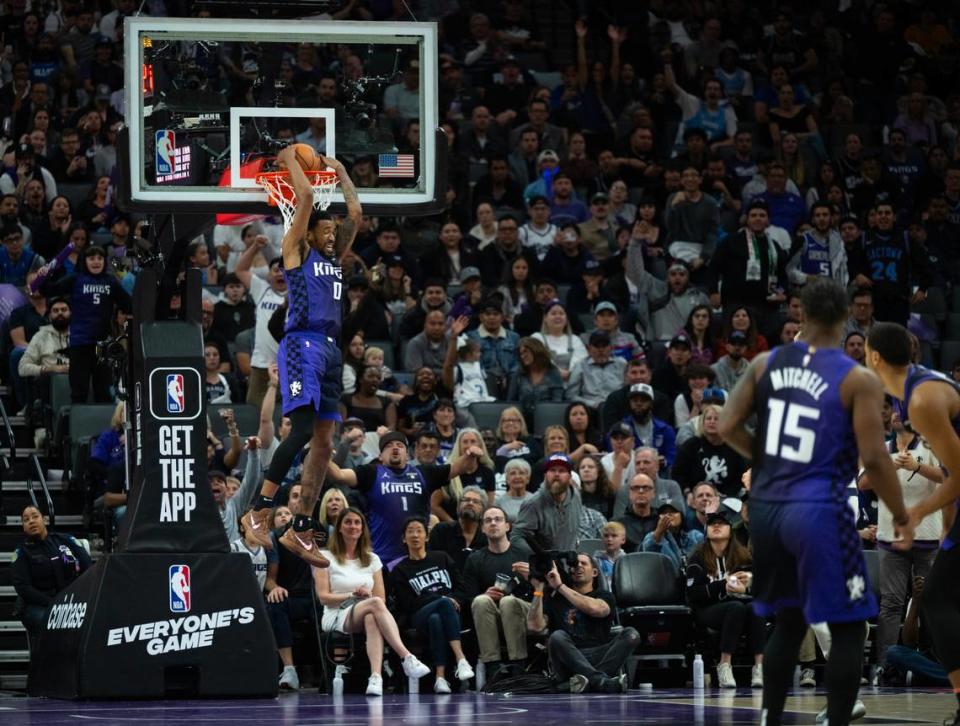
[120,17,443,216]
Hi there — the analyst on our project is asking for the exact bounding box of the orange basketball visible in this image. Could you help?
[290,143,321,171]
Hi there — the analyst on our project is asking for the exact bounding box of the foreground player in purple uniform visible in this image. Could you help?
[719,278,913,726]
[244,146,361,566]
[866,322,960,726]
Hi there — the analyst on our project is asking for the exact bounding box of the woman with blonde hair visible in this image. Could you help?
[315,507,430,696]
[317,488,348,537]
[431,428,495,521]
[493,404,543,472]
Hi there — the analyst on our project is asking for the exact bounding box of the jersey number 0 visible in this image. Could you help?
[764,399,820,463]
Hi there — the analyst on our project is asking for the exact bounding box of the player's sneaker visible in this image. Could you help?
[244,508,273,548]
[402,654,430,679]
[434,677,451,694]
[455,659,475,681]
[717,662,737,688]
[799,668,816,687]
[569,674,589,693]
[278,665,299,690]
[815,699,866,723]
[751,664,763,688]
[280,526,330,568]
[366,673,383,696]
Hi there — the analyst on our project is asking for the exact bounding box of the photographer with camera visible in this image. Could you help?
[527,552,638,693]
[511,453,582,553]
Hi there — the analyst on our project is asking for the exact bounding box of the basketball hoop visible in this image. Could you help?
[256,170,339,231]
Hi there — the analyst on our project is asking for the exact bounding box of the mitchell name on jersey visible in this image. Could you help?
[768,367,829,401]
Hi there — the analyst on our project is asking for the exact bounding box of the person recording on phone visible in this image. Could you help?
[527,552,638,693]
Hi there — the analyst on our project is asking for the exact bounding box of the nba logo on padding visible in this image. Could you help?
[156,130,176,175]
[166,373,185,413]
[169,565,191,612]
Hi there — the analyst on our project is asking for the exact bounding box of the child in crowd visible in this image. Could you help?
[594,521,627,591]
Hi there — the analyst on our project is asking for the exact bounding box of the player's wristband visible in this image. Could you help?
[532,591,543,598]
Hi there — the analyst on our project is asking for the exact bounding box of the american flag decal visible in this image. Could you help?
[378,153,415,178]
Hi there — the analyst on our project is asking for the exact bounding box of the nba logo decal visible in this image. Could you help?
[169,565,191,612]
[166,373,185,414]
[156,130,176,175]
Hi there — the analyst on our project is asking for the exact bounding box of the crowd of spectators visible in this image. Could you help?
[6,0,960,699]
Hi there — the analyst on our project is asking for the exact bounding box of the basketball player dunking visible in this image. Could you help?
[866,322,960,726]
[718,279,914,726]
[243,145,361,566]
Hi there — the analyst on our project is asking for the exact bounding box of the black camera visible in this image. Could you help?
[528,550,579,584]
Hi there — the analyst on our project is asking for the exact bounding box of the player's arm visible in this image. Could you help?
[846,367,911,535]
[278,146,314,270]
[320,154,362,259]
[906,385,960,520]
[718,352,770,459]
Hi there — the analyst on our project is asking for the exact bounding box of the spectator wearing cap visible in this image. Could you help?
[601,421,636,489]
[468,296,519,388]
[84,37,123,95]
[707,202,788,338]
[399,278,452,340]
[404,309,449,377]
[601,357,672,432]
[523,151,563,204]
[641,494,704,570]
[542,223,595,285]
[547,173,589,226]
[626,239,711,342]
[421,221,482,286]
[507,336,565,427]
[710,330,750,392]
[0,226,43,287]
[653,334,692,406]
[565,259,607,321]
[519,195,558,262]
[510,453,582,552]
[212,272,256,343]
[578,193,617,260]
[581,300,642,361]
[685,510,765,689]
[509,128,542,188]
[478,214,538,288]
[472,153,526,214]
[672,405,747,498]
[333,416,376,470]
[621,382,676,469]
[447,266,486,322]
[615,473,660,551]
[0,144,58,203]
[532,299,588,382]
[565,330,626,410]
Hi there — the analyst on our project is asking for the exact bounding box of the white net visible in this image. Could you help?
[256,170,340,231]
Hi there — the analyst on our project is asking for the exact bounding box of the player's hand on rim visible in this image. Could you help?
[276,145,296,169]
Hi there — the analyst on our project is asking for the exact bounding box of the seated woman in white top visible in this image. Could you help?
[314,507,430,696]
[532,300,587,381]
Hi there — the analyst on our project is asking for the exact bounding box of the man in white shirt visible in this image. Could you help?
[519,195,557,262]
[235,237,287,409]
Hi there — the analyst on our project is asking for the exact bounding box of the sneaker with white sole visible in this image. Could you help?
[799,668,816,687]
[717,662,737,688]
[815,699,867,724]
[434,677,452,694]
[751,664,763,688]
[278,665,299,690]
[366,673,383,696]
[402,654,430,679]
[455,659,475,681]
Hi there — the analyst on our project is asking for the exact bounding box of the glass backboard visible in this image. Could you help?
[120,17,442,215]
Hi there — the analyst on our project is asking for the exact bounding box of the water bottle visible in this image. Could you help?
[693,654,704,690]
[408,675,419,694]
[476,661,486,691]
[793,665,801,688]
[332,665,346,697]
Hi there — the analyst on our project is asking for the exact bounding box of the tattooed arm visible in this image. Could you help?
[320,154,362,259]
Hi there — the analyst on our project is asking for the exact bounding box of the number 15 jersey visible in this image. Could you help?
[752,342,859,504]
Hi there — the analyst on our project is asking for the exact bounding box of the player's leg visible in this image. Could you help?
[919,547,960,723]
[824,620,867,726]
[244,405,313,545]
[301,418,335,529]
[762,607,807,725]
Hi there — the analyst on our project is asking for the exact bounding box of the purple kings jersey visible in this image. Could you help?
[752,343,859,503]
[369,464,431,562]
[283,247,343,338]
[798,231,831,278]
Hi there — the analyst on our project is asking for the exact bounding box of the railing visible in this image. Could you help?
[0,398,15,464]
[27,453,55,529]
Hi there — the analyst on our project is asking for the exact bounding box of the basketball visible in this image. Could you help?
[290,143,321,171]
